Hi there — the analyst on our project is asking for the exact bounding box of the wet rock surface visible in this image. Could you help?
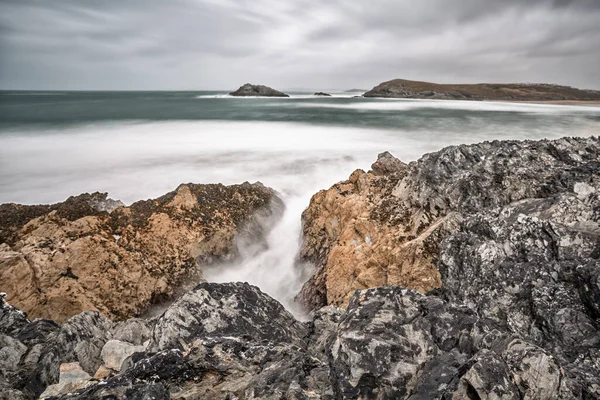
[229,83,289,97]
[0,182,282,322]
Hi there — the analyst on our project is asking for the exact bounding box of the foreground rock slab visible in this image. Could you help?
[0,182,283,321]
[1,274,598,399]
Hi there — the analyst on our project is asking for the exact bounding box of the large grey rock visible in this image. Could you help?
[329,287,438,398]
[152,282,308,351]
[10,311,113,399]
[438,190,600,399]
[440,196,600,353]
[329,280,598,399]
[50,311,114,376]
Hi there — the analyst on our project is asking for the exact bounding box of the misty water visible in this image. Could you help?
[1,91,599,316]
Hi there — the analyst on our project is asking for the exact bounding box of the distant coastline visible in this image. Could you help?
[362,78,600,102]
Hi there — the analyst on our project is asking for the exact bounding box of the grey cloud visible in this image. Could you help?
[1,0,599,90]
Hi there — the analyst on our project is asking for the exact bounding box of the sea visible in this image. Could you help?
[1,90,599,315]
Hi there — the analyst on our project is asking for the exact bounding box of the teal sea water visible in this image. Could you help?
[1,90,599,312]
[2,90,600,129]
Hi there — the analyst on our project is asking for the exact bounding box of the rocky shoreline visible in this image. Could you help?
[1,136,599,399]
[0,183,282,322]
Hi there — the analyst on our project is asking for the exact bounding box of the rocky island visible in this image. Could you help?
[363,78,600,102]
[229,83,289,97]
[314,92,331,97]
[1,136,599,399]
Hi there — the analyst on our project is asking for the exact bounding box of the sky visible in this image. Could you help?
[1,0,599,91]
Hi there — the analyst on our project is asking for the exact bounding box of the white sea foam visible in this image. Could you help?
[194,94,232,98]
[0,119,597,316]
[284,99,600,113]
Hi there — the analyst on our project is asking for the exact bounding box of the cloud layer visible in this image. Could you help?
[1,0,599,90]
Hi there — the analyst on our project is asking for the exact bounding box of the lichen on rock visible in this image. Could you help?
[298,136,600,311]
[0,182,283,322]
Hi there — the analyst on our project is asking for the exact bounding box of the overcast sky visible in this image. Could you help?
[1,0,599,90]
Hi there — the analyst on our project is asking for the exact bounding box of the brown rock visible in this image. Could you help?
[297,137,600,312]
[297,153,460,310]
[0,182,282,322]
[0,192,123,246]
[93,365,112,380]
[370,151,407,175]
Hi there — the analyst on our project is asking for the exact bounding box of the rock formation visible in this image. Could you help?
[363,78,600,101]
[314,92,332,96]
[0,183,283,322]
[229,83,289,97]
[298,137,600,311]
[0,136,598,399]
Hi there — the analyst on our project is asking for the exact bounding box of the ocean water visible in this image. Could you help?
[1,90,599,315]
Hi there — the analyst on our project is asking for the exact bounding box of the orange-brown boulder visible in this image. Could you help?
[0,182,282,322]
